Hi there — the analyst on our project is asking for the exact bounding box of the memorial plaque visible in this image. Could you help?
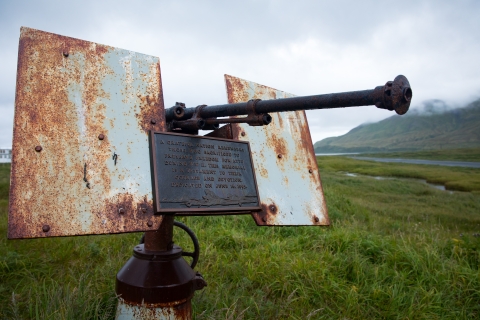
[150,132,261,214]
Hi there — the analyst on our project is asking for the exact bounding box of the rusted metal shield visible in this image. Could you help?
[225,75,329,226]
[8,27,165,238]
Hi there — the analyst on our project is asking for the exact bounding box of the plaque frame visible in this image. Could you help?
[149,131,261,214]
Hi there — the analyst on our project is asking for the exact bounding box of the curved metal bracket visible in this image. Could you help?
[245,99,272,126]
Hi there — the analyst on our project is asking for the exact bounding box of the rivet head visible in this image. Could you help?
[35,146,42,152]
[147,221,153,227]
[98,134,105,140]
[309,169,313,174]
[314,216,319,223]
[118,208,125,214]
[270,205,276,211]
[42,225,50,232]
[277,154,283,159]
[261,217,267,222]
[63,50,69,57]
[141,207,147,213]
[241,132,246,137]
[150,119,156,124]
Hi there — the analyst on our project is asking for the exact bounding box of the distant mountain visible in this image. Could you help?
[314,98,480,153]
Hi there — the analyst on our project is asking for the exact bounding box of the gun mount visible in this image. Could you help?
[166,75,412,131]
[10,27,416,319]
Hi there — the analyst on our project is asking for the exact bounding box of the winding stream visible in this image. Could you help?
[344,172,453,193]
[348,157,480,168]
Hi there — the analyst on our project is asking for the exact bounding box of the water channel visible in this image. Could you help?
[344,172,452,193]
[348,157,480,169]
[315,154,480,169]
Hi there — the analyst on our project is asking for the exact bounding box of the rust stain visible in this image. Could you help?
[252,202,270,225]
[225,74,329,226]
[225,75,250,104]
[8,27,163,238]
[252,202,281,226]
[290,111,329,221]
[229,123,243,142]
[276,111,284,129]
[270,133,287,162]
[119,297,191,308]
[135,62,166,133]
[117,298,192,319]
[258,167,269,178]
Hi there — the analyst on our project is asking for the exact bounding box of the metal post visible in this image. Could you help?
[115,215,206,319]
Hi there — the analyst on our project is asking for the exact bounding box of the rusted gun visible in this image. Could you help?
[166,75,412,131]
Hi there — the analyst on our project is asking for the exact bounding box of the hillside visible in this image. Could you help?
[314,99,480,153]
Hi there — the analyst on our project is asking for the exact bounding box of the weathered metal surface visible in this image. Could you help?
[115,243,206,319]
[116,244,204,304]
[224,75,329,226]
[150,132,260,213]
[9,27,165,238]
[141,220,201,268]
[116,298,192,320]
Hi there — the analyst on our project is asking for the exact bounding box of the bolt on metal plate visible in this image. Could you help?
[8,27,165,238]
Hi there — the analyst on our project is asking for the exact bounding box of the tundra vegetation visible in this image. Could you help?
[360,147,480,162]
[0,153,479,319]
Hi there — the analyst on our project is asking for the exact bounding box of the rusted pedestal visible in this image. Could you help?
[116,215,205,319]
[115,243,206,319]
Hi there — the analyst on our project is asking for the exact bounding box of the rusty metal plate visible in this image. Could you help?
[225,75,329,226]
[8,27,165,238]
[150,132,260,214]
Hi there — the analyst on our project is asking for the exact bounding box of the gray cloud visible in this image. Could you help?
[1,0,479,147]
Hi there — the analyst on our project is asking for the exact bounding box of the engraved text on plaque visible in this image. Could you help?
[150,132,261,214]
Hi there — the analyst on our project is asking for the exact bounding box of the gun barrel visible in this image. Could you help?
[166,75,412,122]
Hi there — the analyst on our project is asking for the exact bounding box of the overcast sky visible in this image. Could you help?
[1,0,479,148]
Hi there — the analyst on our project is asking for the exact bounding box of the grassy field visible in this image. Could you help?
[1,158,480,319]
[319,155,480,193]
[361,148,480,162]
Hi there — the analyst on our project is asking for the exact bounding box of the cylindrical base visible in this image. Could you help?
[116,298,191,320]
[115,244,206,320]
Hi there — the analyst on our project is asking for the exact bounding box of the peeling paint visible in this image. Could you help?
[9,27,164,238]
[225,74,329,226]
[116,298,191,320]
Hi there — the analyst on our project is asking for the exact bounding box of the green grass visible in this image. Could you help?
[1,160,480,319]
[361,148,480,162]
[318,155,480,192]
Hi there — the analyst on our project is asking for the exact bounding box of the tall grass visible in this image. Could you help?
[1,160,480,319]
